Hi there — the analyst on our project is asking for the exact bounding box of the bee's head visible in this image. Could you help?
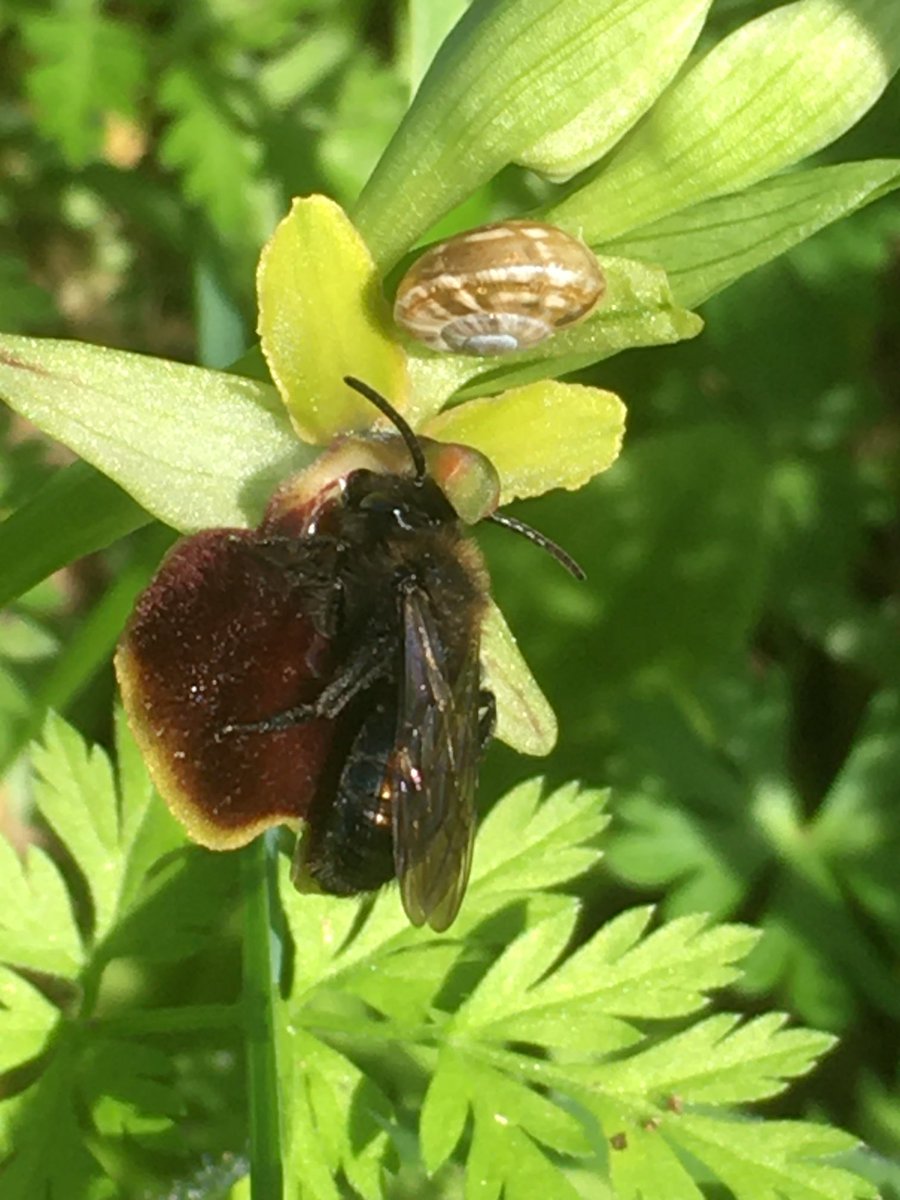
[341,376,501,527]
[264,378,584,580]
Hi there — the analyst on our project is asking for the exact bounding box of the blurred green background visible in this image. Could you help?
[1,0,899,1189]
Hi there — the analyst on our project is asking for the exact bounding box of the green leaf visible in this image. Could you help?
[466,1110,584,1200]
[280,781,607,1028]
[813,688,900,942]
[82,1038,183,1125]
[256,196,408,442]
[419,1047,472,1173]
[0,836,82,978]
[456,910,757,1050]
[317,51,408,206]
[404,0,470,97]
[282,1030,392,1200]
[0,966,60,1072]
[602,674,900,1031]
[594,1012,834,1104]
[0,717,240,1193]
[30,715,124,937]
[423,1048,591,1195]
[0,1050,120,1200]
[258,26,351,107]
[0,462,148,611]
[551,0,900,242]
[515,0,713,182]
[158,62,265,240]
[21,7,146,164]
[0,334,312,532]
[454,906,580,1032]
[605,1124,705,1200]
[674,1114,876,1200]
[29,713,171,945]
[603,159,900,308]
[461,781,607,926]
[355,0,718,267]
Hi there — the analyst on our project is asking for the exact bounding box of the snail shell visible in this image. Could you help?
[393,219,605,356]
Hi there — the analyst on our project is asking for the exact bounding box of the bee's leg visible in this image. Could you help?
[218,635,394,736]
[218,704,317,737]
[313,635,394,718]
[478,689,496,754]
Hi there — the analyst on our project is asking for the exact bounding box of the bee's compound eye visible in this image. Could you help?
[393,220,605,357]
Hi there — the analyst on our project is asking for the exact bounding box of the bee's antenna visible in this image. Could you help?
[344,376,427,481]
[488,512,586,581]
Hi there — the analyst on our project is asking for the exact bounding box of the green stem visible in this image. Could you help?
[242,832,284,1199]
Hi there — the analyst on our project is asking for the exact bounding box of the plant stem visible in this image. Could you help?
[242,831,284,1200]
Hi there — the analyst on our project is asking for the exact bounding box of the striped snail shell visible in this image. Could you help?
[393,219,605,357]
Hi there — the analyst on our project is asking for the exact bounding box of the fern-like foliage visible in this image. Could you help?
[20,8,146,165]
[605,672,900,1033]
[0,716,877,1198]
[158,61,271,244]
[0,713,241,1197]
[279,785,871,1200]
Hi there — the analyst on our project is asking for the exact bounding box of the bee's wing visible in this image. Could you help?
[389,585,480,932]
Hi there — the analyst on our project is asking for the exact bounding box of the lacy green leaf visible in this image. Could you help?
[158,62,265,240]
[673,1115,876,1200]
[0,1054,120,1200]
[279,1028,392,1200]
[0,836,82,978]
[466,780,607,910]
[0,716,240,1194]
[604,676,900,1031]
[30,712,162,943]
[593,1012,834,1104]
[454,910,757,1047]
[0,966,59,1072]
[21,10,146,165]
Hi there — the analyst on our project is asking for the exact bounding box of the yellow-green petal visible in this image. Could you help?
[424,381,626,505]
[480,601,556,757]
[257,195,408,443]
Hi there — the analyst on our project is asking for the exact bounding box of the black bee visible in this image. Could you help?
[116,377,582,930]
